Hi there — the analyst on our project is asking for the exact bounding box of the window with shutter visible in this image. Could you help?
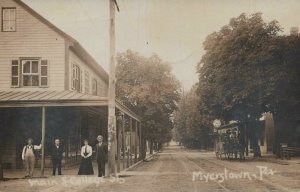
[11,60,19,87]
[71,63,81,92]
[80,70,83,92]
[92,78,97,96]
[84,70,90,94]
[72,64,75,90]
[97,83,101,96]
[40,60,48,87]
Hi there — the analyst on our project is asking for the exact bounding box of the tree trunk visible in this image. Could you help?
[150,140,153,155]
[249,122,261,157]
[273,113,281,157]
[0,156,3,180]
[142,138,147,160]
[158,142,162,151]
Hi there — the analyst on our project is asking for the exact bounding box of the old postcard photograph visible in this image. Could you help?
[0,0,299,191]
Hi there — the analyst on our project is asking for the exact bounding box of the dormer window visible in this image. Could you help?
[2,8,16,32]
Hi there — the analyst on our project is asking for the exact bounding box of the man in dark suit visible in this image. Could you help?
[51,138,64,176]
[95,135,107,177]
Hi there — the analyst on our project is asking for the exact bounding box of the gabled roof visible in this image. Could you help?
[13,0,109,83]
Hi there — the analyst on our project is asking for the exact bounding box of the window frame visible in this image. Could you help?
[84,70,90,94]
[21,59,40,87]
[92,78,97,96]
[72,63,81,92]
[2,7,16,32]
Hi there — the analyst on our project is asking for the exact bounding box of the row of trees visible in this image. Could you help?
[116,50,181,154]
[173,86,213,149]
[174,13,300,155]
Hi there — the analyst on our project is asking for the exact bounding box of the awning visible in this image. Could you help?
[0,90,140,121]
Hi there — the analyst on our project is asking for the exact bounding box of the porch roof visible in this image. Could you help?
[0,90,140,121]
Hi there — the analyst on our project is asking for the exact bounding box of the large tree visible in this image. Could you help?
[197,13,282,156]
[116,50,181,154]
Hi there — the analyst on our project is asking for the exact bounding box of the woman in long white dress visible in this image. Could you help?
[78,139,94,175]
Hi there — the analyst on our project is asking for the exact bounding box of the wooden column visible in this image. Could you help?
[134,120,138,163]
[116,112,123,173]
[122,114,126,170]
[41,107,46,177]
[129,117,132,166]
[65,113,69,165]
[139,122,142,160]
[126,115,130,168]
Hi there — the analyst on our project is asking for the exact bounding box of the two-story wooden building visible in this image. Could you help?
[0,0,143,173]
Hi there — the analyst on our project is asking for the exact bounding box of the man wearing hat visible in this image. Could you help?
[95,135,107,177]
[21,138,42,178]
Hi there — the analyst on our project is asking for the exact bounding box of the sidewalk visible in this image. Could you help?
[1,152,155,180]
[185,148,300,165]
[0,152,156,192]
[246,153,300,165]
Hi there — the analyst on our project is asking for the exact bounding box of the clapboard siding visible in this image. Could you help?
[0,0,65,90]
[69,50,108,97]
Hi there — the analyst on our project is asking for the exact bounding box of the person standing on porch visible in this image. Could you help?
[51,138,64,176]
[95,135,107,178]
[78,139,94,175]
[21,138,42,178]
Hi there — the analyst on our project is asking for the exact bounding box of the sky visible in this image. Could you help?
[22,0,300,90]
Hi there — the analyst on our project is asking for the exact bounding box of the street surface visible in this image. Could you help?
[1,146,300,192]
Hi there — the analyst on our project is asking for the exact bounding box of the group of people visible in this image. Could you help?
[22,135,107,178]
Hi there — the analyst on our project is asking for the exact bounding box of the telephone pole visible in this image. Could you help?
[107,0,119,177]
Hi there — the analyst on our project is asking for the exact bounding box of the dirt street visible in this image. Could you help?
[1,146,300,192]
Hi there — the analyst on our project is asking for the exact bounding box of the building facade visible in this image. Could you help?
[0,0,143,173]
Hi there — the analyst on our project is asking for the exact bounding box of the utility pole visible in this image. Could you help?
[107,0,119,177]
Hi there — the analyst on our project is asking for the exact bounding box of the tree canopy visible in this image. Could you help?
[116,50,181,146]
[196,12,300,151]
[197,13,282,122]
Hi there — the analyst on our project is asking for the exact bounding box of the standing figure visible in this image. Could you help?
[51,138,64,176]
[78,139,94,175]
[21,138,42,178]
[95,135,107,177]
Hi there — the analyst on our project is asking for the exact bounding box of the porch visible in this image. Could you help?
[0,90,145,176]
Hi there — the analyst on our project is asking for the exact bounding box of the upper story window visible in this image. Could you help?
[84,70,90,94]
[2,8,16,32]
[22,60,39,86]
[72,64,81,92]
[92,78,97,96]
[11,59,48,87]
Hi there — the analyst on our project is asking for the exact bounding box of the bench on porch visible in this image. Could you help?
[280,143,300,160]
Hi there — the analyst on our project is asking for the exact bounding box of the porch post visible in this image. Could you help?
[139,122,142,160]
[129,117,132,166]
[41,106,46,177]
[134,120,138,163]
[122,114,126,170]
[116,112,122,173]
